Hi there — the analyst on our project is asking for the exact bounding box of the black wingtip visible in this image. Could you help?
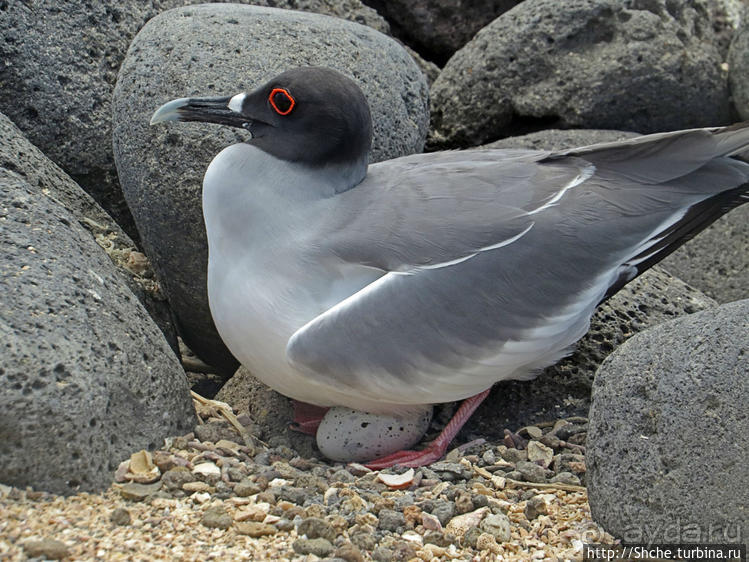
[602,182,749,301]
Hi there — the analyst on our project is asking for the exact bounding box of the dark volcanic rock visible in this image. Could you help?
[216,366,318,458]
[729,16,749,120]
[430,0,731,148]
[587,299,749,544]
[0,165,195,495]
[0,111,178,354]
[113,4,429,375]
[362,0,520,64]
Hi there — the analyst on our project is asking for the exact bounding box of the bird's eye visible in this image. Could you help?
[269,88,295,116]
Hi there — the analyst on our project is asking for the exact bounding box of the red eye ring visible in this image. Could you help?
[269,88,295,115]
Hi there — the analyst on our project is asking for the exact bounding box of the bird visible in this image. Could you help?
[151,66,749,468]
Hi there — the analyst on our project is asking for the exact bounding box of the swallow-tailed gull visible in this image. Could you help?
[151,66,749,467]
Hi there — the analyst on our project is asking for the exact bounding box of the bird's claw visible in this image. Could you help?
[364,443,447,470]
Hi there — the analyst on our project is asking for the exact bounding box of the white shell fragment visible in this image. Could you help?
[377,468,415,489]
[191,462,221,477]
[316,405,433,463]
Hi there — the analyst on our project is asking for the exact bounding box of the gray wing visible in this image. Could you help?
[287,128,749,405]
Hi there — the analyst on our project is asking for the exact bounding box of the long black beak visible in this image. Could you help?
[150,95,247,128]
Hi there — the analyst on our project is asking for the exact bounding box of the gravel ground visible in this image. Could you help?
[0,396,616,561]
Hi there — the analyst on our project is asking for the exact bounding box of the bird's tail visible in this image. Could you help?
[551,123,749,299]
[549,122,749,185]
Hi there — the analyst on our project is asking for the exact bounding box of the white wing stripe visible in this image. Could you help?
[528,163,596,215]
[411,222,535,272]
[477,222,535,252]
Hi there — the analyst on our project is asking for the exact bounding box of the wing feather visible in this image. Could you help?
[287,127,749,405]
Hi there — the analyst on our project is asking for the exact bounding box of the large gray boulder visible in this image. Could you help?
[0,151,196,496]
[361,0,520,64]
[430,0,732,148]
[0,112,178,353]
[0,0,388,238]
[729,16,749,120]
[113,4,429,375]
[587,299,749,543]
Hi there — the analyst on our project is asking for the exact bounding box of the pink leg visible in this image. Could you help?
[290,400,330,435]
[365,388,491,469]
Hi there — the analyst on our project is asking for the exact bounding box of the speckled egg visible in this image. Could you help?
[316,406,434,463]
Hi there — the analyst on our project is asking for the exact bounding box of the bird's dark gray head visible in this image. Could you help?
[151,67,372,169]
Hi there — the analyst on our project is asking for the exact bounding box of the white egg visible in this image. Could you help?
[316,405,434,463]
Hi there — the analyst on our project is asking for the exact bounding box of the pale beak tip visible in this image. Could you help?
[150,97,190,125]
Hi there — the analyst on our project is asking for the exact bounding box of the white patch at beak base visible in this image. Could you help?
[228,92,246,113]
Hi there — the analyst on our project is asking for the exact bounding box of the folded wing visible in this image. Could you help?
[287,127,749,405]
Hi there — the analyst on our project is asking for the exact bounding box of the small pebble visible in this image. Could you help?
[527,440,554,468]
[550,471,582,486]
[192,492,212,504]
[335,542,365,562]
[525,494,551,519]
[194,421,238,443]
[233,478,261,497]
[297,517,335,541]
[330,468,356,483]
[463,526,483,548]
[117,481,162,501]
[192,462,221,477]
[110,507,131,526]
[292,537,335,557]
[201,504,232,529]
[22,538,70,560]
[275,518,295,532]
[539,433,562,448]
[161,467,196,491]
[554,453,586,474]
[554,423,587,440]
[371,546,393,562]
[476,532,502,554]
[183,481,212,493]
[235,521,277,537]
[431,500,455,526]
[479,512,511,542]
[445,506,489,536]
[234,503,269,522]
[515,460,547,483]
[500,447,527,463]
[421,511,443,531]
[378,508,406,532]
[454,490,474,514]
[481,449,496,464]
[521,425,544,440]
[401,530,423,544]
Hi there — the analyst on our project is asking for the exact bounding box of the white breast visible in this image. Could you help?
[202,143,383,405]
